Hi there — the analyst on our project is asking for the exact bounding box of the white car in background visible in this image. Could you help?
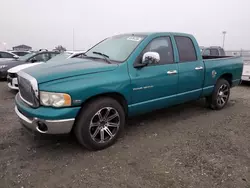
[241,60,250,82]
[7,51,85,90]
[0,51,19,62]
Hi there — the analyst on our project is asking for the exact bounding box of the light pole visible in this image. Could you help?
[222,31,227,48]
[72,28,75,51]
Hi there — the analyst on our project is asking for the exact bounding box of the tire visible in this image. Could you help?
[74,97,125,151]
[206,78,230,110]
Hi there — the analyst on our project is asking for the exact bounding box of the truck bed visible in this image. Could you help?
[202,56,243,91]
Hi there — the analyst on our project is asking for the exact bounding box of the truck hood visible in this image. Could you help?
[23,58,119,83]
[8,62,43,73]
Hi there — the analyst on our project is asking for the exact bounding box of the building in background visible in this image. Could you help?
[12,44,32,51]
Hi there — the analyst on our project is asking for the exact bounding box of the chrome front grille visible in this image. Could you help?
[18,71,39,108]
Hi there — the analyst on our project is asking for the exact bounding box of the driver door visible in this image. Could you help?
[129,36,178,113]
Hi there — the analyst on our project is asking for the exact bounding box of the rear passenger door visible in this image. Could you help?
[174,36,205,103]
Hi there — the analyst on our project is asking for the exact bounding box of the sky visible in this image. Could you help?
[0,0,250,51]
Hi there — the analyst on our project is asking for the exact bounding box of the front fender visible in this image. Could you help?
[38,64,131,106]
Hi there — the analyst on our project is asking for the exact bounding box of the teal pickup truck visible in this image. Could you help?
[15,32,243,150]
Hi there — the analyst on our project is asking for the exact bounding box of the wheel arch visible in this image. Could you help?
[72,92,128,133]
[80,92,128,114]
[218,73,233,87]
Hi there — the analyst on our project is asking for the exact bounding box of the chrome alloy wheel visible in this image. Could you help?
[217,84,229,106]
[89,107,120,143]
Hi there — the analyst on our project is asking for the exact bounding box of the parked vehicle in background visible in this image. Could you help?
[241,59,250,82]
[225,50,250,82]
[11,51,31,57]
[15,32,243,150]
[0,51,19,62]
[202,46,226,56]
[0,50,59,79]
[7,51,85,90]
[46,51,86,63]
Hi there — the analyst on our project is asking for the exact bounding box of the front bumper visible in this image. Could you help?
[15,93,81,134]
[7,77,19,90]
[15,106,75,134]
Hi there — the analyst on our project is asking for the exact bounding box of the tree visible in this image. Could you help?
[54,45,66,52]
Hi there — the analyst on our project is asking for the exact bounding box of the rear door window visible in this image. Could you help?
[174,36,197,62]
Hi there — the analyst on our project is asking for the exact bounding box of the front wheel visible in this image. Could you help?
[206,78,231,110]
[74,97,125,150]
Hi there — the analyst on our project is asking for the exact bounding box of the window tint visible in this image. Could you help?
[143,37,174,64]
[175,36,197,62]
[0,52,14,58]
[210,49,219,56]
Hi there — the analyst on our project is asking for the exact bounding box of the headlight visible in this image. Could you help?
[40,91,71,107]
[0,65,7,69]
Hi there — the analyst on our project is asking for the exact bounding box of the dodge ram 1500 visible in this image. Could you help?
[15,32,243,150]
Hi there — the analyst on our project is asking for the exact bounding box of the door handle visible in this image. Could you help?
[167,70,178,75]
[195,66,203,70]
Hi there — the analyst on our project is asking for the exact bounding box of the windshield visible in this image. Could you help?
[18,52,36,61]
[85,34,146,62]
[46,52,73,62]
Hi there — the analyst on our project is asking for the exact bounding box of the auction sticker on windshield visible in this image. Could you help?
[127,36,142,42]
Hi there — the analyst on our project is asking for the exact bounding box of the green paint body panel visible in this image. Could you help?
[16,32,243,121]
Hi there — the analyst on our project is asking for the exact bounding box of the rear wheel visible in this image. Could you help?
[74,97,125,150]
[206,78,230,110]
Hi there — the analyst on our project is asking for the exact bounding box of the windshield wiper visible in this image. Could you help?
[92,51,111,64]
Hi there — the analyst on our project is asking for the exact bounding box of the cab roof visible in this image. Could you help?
[116,32,194,37]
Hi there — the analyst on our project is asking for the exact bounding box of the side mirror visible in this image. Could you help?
[142,52,160,65]
[134,52,160,68]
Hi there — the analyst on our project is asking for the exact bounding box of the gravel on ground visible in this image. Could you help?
[0,81,250,188]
